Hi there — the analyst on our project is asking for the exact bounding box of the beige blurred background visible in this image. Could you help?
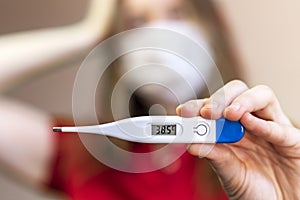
[0,0,299,199]
[217,0,300,126]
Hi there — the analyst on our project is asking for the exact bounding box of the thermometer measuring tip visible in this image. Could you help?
[53,127,62,132]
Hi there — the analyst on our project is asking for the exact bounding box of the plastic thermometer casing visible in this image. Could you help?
[58,116,244,144]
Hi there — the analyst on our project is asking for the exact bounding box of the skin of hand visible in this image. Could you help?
[176,80,300,200]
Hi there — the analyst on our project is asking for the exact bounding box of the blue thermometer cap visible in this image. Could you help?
[216,118,245,143]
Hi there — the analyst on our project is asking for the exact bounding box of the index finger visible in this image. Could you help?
[224,85,291,125]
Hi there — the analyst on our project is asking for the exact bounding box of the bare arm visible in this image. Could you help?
[0,97,55,185]
[0,0,115,92]
[0,0,116,186]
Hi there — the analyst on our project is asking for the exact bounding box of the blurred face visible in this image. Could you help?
[121,0,186,29]
[115,0,214,116]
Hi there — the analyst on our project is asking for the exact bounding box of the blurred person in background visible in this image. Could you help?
[50,0,235,199]
[0,0,237,199]
[1,0,299,200]
[91,0,240,199]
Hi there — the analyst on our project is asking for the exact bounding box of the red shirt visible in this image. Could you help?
[49,127,228,200]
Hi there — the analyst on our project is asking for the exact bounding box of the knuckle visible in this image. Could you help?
[229,80,249,90]
[254,84,276,100]
[254,84,273,93]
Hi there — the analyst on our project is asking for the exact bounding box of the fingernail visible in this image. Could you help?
[229,103,241,111]
[176,104,182,114]
[186,144,191,150]
[187,101,197,110]
[203,102,218,110]
[198,144,214,158]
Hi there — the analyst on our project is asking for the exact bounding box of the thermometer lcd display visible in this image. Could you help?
[152,124,176,135]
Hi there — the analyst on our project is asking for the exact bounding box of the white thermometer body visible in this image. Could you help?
[53,116,244,143]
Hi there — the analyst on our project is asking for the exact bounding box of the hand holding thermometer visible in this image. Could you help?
[53,116,244,143]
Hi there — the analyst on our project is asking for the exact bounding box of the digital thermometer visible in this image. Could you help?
[53,116,244,143]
